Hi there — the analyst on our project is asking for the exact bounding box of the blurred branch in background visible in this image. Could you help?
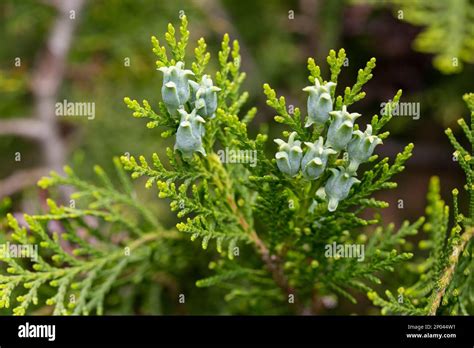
[0,118,48,140]
[286,0,344,70]
[351,0,474,74]
[190,0,261,87]
[0,166,49,198]
[0,0,85,199]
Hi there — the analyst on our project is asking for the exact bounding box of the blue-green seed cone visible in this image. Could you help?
[193,75,221,118]
[175,108,206,159]
[162,82,181,116]
[303,80,336,127]
[159,62,194,114]
[274,132,303,177]
[326,105,361,151]
[347,125,382,173]
[324,167,360,211]
[327,121,353,151]
[301,137,337,180]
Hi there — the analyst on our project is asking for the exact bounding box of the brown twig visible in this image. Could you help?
[226,194,303,313]
[208,151,302,312]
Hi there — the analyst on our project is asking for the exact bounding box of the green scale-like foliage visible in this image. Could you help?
[0,159,180,315]
[397,0,474,74]
[121,16,419,314]
[0,16,472,315]
[369,94,474,315]
[354,0,474,74]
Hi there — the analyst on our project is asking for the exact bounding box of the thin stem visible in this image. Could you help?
[428,227,474,315]
[209,153,304,312]
[226,192,303,312]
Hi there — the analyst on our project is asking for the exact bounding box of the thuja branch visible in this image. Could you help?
[369,97,474,315]
[248,225,301,310]
[215,154,300,310]
[9,15,474,316]
[428,227,474,315]
[121,16,423,315]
